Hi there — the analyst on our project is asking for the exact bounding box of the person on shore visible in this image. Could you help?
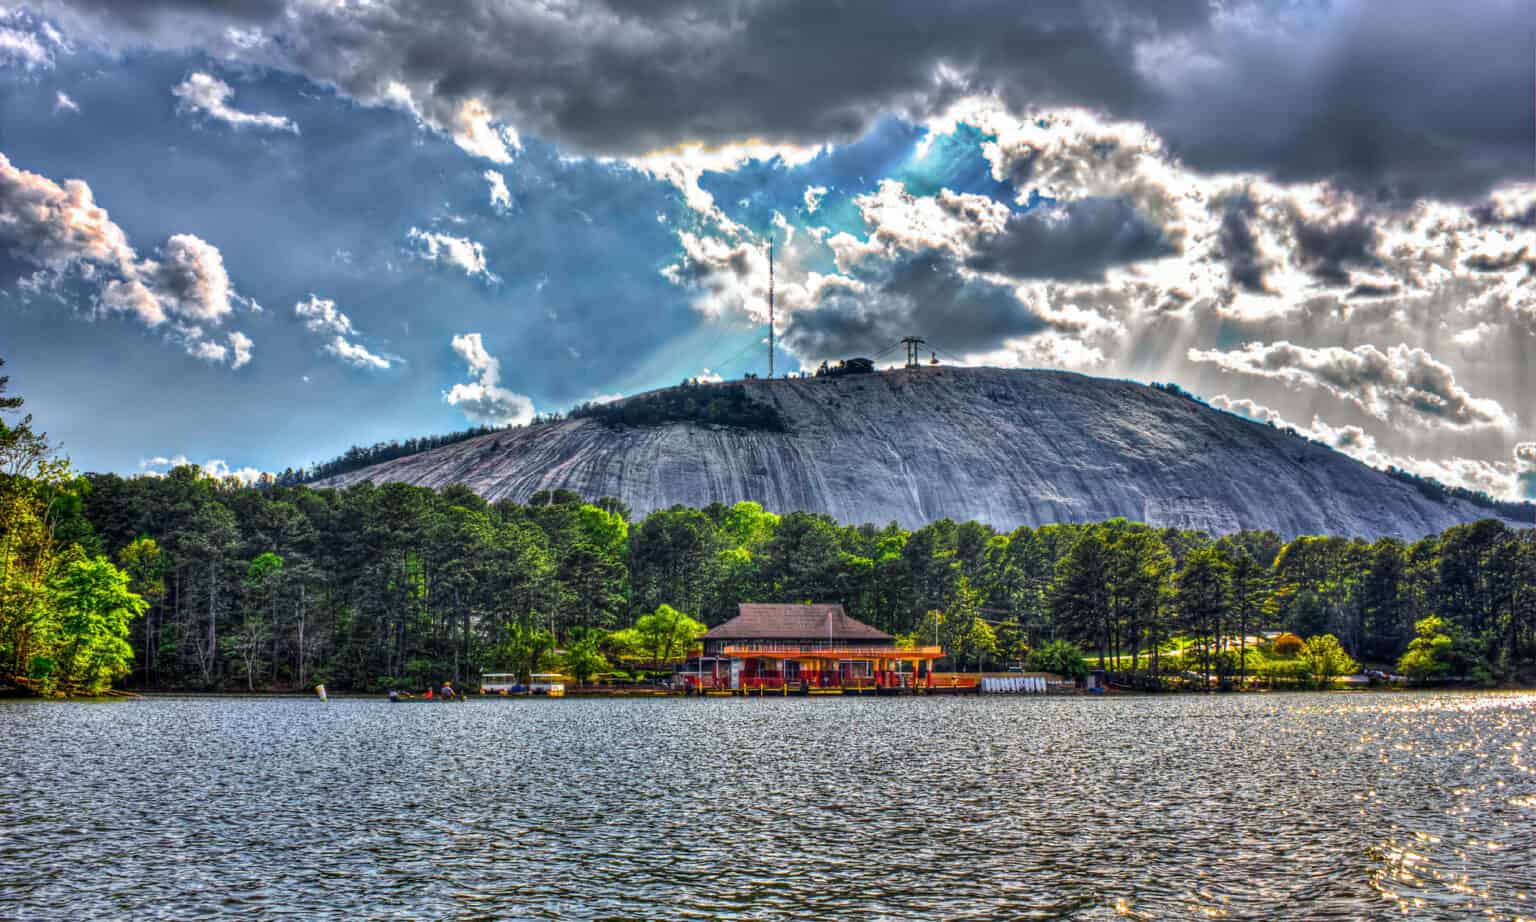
[315,683,327,702]
[425,686,433,700]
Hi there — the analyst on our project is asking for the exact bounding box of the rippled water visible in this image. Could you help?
[2,692,1533,920]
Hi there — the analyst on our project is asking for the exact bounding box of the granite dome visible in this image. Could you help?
[319,366,1511,539]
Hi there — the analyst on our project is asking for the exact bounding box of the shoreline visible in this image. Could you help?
[9,684,1532,702]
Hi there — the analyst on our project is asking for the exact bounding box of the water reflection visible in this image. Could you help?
[1,691,1532,919]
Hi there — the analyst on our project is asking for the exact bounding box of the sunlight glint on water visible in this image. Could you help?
[1,691,1532,920]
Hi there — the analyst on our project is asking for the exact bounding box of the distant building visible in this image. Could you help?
[681,603,942,692]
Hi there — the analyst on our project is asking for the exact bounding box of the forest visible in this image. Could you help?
[3,361,1536,695]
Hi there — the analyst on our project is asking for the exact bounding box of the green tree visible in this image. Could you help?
[1397,615,1455,682]
[500,621,556,684]
[1176,547,1232,689]
[1027,639,1090,680]
[1052,531,1112,665]
[633,604,706,671]
[49,555,147,694]
[562,630,609,686]
[117,537,166,685]
[1300,633,1358,687]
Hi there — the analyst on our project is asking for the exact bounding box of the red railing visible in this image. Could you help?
[721,644,943,658]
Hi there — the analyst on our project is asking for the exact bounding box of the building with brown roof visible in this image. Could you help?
[685,603,942,694]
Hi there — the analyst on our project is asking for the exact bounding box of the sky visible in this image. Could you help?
[0,0,1533,498]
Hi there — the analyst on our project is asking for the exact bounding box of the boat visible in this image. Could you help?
[480,672,566,697]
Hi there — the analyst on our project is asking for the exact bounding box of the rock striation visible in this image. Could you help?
[319,366,1507,538]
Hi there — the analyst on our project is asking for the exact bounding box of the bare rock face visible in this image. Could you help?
[319,367,1505,538]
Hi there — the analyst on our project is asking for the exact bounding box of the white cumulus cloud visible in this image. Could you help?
[172,72,298,133]
[407,227,494,280]
[325,335,391,370]
[444,332,535,426]
[484,170,511,211]
[140,454,267,485]
[293,294,393,369]
[294,293,355,336]
[454,98,518,163]
[227,330,253,369]
[0,153,251,366]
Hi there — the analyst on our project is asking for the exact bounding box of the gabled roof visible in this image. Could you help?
[703,603,893,642]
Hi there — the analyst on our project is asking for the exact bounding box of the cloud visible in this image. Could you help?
[53,91,79,114]
[135,233,235,323]
[187,338,228,364]
[293,293,354,336]
[293,294,392,369]
[227,330,253,368]
[0,152,251,365]
[1142,0,1532,200]
[444,332,534,425]
[0,151,137,269]
[1191,342,1513,431]
[407,227,494,279]
[0,9,66,70]
[668,179,1159,364]
[803,185,827,213]
[483,169,511,211]
[1215,197,1271,293]
[172,71,298,133]
[140,453,266,484]
[1291,216,1379,286]
[324,335,391,370]
[31,0,1534,198]
[963,197,1173,280]
[784,247,1047,361]
[1212,394,1530,501]
[453,98,517,163]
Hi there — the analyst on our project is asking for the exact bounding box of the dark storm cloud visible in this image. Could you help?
[1474,200,1536,229]
[1148,0,1532,201]
[1292,217,1378,287]
[1216,198,1270,294]
[1465,247,1532,274]
[782,248,1046,360]
[964,198,1172,280]
[1345,281,1399,300]
[36,0,1202,154]
[32,0,1530,198]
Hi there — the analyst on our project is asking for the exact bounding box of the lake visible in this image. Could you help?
[2,692,1532,919]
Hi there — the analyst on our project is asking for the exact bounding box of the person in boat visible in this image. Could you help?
[440,681,455,700]
[388,689,399,703]
[424,686,433,700]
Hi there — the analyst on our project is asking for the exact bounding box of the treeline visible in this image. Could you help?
[1382,466,1535,520]
[5,364,1536,695]
[569,382,787,432]
[15,471,1535,693]
[275,425,509,485]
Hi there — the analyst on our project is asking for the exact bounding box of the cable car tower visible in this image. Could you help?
[901,336,926,369]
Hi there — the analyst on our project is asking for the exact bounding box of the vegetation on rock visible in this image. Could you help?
[569,382,787,432]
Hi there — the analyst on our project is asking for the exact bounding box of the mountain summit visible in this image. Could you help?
[319,366,1508,538]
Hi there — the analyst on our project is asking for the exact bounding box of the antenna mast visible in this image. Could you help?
[768,236,775,379]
